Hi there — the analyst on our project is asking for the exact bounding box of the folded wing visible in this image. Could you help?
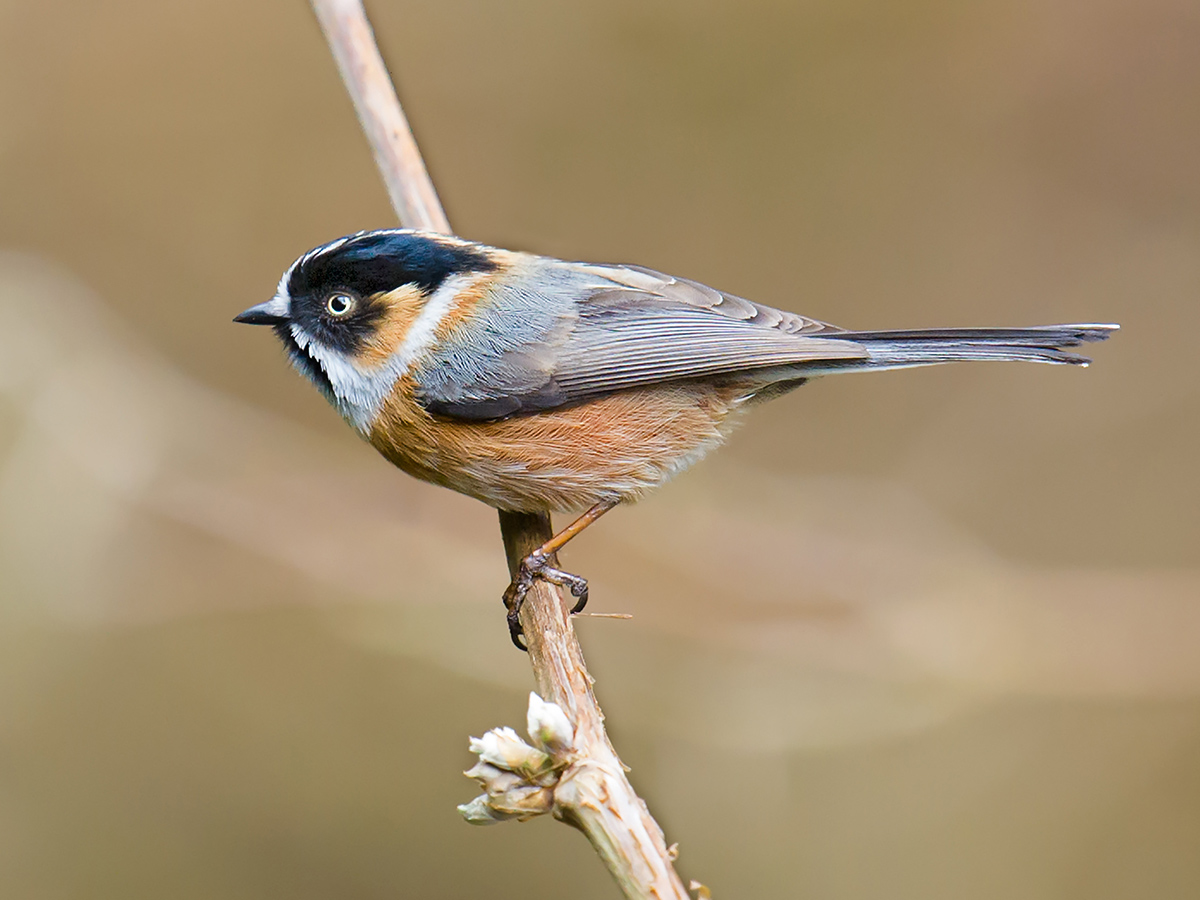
[413,261,866,420]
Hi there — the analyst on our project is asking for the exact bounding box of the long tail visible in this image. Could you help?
[811,323,1118,372]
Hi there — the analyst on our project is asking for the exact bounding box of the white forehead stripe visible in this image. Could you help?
[286,274,472,435]
[257,294,291,318]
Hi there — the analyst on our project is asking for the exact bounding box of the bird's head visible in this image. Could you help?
[235,229,498,431]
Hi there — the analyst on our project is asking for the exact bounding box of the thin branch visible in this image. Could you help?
[308,2,691,897]
[500,512,689,898]
[310,0,450,234]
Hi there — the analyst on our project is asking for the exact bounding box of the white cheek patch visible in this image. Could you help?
[289,325,392,434]
[289,274,472,434]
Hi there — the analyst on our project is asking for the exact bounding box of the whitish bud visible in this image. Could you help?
[457,794,509,826]
[487,784,555,819]
[460,708,575,825]
[458,781,555,825]
[463,760,525,796]
[526,692,575,756]
[468,726,551,776]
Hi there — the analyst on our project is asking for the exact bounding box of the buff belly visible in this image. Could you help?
[368,379,748,512]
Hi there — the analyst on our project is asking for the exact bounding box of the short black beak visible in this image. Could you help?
[234,297,290,325]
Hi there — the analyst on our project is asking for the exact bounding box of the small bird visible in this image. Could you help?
[236,229,1116,647]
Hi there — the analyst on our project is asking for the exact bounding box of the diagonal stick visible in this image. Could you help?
[310,0,449,234]
[308,2,691,897]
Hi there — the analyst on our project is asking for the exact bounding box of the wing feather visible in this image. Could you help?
[414,259,865,420]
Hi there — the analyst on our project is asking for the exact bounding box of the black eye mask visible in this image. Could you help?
[284,231,498,356]
[287,289,385,357]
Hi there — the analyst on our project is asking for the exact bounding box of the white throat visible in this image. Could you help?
[287,274,468,434]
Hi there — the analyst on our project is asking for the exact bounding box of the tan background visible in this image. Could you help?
[0,0,1197,897]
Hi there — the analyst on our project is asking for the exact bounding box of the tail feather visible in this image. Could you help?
[813,323,1118,371]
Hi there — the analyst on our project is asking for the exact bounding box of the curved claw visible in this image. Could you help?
[561,574,589,614]
[506,607,528,651]
[501,550,591,650]
[502,567,536,652]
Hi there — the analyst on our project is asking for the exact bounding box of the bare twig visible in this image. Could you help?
[310,0,450,233]
[308,2,690,897]
[500,512,688,897]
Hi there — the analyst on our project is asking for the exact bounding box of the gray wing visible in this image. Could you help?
[413,260,866,420]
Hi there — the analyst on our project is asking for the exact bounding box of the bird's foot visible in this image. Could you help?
[502,550,590,651]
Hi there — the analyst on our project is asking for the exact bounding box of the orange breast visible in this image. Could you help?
[368,380,747,512]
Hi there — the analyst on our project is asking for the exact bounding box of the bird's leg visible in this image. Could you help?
[502,499,619,650]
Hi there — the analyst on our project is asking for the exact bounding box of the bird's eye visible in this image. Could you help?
[325,292,357,317]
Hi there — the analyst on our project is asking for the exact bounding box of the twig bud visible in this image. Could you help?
[527,691,575,756]
[469,726,552,779]
[457,795,507,825]
[459,694,576,824]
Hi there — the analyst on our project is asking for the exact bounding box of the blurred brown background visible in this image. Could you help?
[1,0,1197,897]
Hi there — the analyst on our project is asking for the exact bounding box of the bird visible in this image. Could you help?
[235,228,1116,648]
